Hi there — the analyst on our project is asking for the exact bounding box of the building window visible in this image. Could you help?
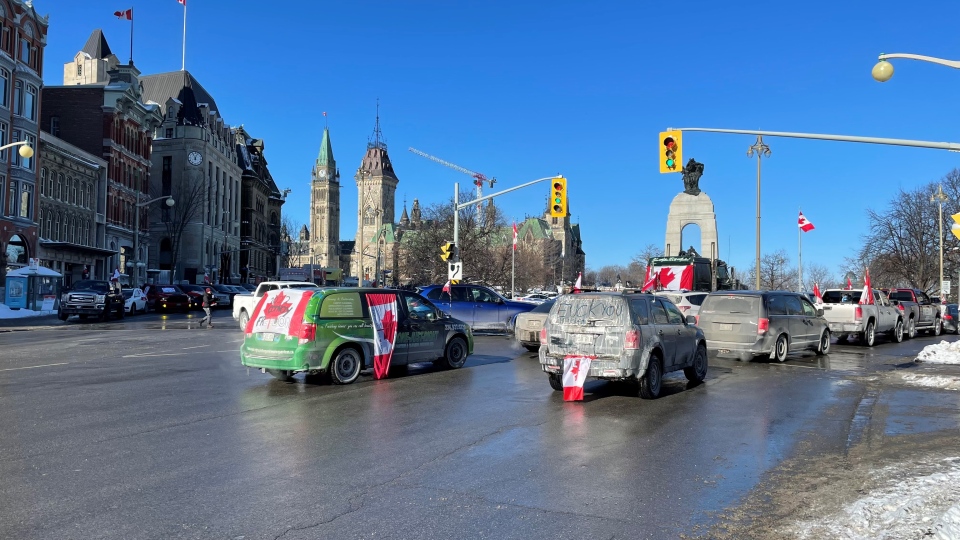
[73,179,78,205]
[12,80,20,115]
[39,167,45,195]
[6,180,31,218]
[53,212,60,241]
[87,184,93,210]
[76,62,82,77]
[57,173,63,200]
[19,37,29,64]
[0,69,8,109]
[24,84,35,121]
[165,128,173,138]
[49,116,59,137]
[80,182,85,208]
[13,131,35,170]
[45,211,52,241]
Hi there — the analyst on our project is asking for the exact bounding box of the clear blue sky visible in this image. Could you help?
[40,0,960,279]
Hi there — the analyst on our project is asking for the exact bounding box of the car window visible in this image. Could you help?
[688,294,708,306]
[122,290,132,298]
[426,287,466,302]
[918,292,931,304]
[656,293,683,305]
[650,300,669,324]
[767,295,786,316]
[660,299,684,324]
[403,293,435,320]
[550,295,628,327]
[319,292,362,318]
[700,295,761,315]
[629,298,649,325]
[785,295,803,316]
[471,287,499,303]
[800,297,817,316]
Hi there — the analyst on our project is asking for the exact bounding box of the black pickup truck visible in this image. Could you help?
[58,280,125,321]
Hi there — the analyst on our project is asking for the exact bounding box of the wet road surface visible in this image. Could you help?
[1,311,959,539]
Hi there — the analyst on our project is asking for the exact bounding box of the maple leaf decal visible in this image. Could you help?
[658,267,676,288]
[379,308,397,344]
[570,359,581,378]
[263,291,294,320]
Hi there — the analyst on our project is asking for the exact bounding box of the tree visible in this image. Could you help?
[630,243,664,285]
[805,262,837,290]
[153,171,205,283]
[745,249,797,290]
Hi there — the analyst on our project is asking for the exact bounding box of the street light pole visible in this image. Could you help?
[873,53,960,82]
[932,184,949,302]
[133,195,175,286]
[747,135,771,290]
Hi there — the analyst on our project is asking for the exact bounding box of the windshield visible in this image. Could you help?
[887,292,915,303]
[71,280,111,293]
[701,295,761,315]
[549,295,628,327]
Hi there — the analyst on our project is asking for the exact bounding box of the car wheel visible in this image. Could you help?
[816,330,831,355]
[773,334,789,361]
[548,373,563,392]
[434,336,468,370]
[238,310,250,329]
[57,310,67,321]
[267,369,292,382]
[906,319,916,339]
[861,321,875,347]
[683,344,708,383]
[933,318,942,336]
[523,344,539,352]
[98,310,108,322]
[117,303,124,319]
[330,347,363,385]
[891,319,904,343]
[638,354,663,399]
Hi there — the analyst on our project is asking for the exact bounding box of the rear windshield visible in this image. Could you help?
[550,295,628,326]
[822,290,863,304]
[531,299,556,314]
[887,291,914,302]
[700,295,761,315]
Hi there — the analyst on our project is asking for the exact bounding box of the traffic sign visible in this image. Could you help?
[448,262,463,281]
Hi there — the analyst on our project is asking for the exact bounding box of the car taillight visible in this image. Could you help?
[625,329,640,349]
[540,326,547,345]
[946,314,954,321]
[298,323,317,345]
[855,306,862,320]
[758,318,769,334]
[695,315,700,326]
[897,303,904,311]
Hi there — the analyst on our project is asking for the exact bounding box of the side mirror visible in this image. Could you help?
[685,315,697,325]
[426,311,436,321]
[817,308,824,317]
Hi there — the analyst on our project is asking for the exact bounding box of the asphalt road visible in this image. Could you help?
[1,310,959,539]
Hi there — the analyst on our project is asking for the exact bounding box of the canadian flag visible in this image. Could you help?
[813,282,824,305]
[114,8,132,20]
[859,269,874,305]
[442,280,451,295]
[562,355,593,401]
[573,272,582,293]
[641,266,657,292]
[177,0,186,5]
[512,222,518,251]
[798,211,815,232]
[845,277,853,290]
[657,265,694,291]
[366,294,398,380]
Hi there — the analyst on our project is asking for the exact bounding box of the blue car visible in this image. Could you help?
[421,284,536,332]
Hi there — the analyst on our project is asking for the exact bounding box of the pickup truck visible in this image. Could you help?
[820,288,904,346]
[232,281,320,328]
[881,288,943,337]
[58,280,125,322]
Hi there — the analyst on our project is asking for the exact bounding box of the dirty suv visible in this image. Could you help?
[538,292,708,399]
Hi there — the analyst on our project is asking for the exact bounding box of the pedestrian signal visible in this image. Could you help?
[550,177,567,218]
[660,130,682,173]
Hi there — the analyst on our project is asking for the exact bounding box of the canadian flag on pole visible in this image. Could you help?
[366,294,398,379]
[512,222,518,251]
[562,355,593,401]
[641,265,657,292]
[813,282,824,305]
[859,269,874,305]
[798,211,815,232]
[442,280,451,295]
[114,8,132,19]
[177,0,186,5]
[573,272,582,293]
[845,277,853,290]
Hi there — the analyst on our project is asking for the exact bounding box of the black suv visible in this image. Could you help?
[58,280,125,321]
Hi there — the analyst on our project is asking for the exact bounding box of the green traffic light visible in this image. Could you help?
[666,159,675,168]
[554,197,561,204]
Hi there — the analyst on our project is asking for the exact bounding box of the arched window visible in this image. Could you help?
[79,182,85,208]
[53,212,60,241]
[60,213,68,241]
[39,167,45,195]
[73,179,78,205]
[5,233,27,264]
[37,206,43,236]
[57,173,63,200]
[70,216,76,244]
[45,210,51,241]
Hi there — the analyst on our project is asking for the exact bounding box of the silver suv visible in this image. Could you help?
[654,291,709,318]
[538,292,708,399]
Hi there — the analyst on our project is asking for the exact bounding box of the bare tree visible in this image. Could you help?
[746,249,797,290]
[805,262,837,290]
[153,172,205,283]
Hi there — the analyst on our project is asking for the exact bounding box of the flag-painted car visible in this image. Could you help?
[240,287,473,383]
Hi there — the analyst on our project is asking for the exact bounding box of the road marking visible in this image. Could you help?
[182,345,211,349]
[0,362,69,372]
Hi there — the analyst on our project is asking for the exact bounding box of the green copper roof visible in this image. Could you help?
[317,127,334,167]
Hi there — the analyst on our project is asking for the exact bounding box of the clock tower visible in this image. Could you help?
[309,127,341,270]
[353,111,398,280]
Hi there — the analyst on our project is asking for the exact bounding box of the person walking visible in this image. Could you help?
[199,286,216,328]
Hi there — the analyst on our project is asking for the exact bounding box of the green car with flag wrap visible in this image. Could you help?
[240,287,474,383]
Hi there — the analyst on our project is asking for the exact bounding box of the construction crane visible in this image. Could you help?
[408,148,497,214]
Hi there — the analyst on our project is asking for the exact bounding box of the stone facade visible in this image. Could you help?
[234,126,284,284]
[663,191,719,259]
[308,127,340,269]
[352,127,398,280]
[36,131,109,285]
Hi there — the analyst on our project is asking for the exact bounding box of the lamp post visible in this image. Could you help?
[747,135,771,290]
[932,184,949,303]
[134,195,175,286]
[872,53,960,82]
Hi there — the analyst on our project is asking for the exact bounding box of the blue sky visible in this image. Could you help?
[40,0,960,278]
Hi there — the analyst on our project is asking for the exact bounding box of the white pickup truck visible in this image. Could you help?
[232,281,320,328]
[820,288,904,346]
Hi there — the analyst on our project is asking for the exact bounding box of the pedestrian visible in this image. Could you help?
[110,267,122,293]
[199,286,216,328]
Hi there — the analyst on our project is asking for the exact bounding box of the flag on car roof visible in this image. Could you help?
[562,355,593,401]
[641,266,657,292]
[859,269,874,305]
[798,211,815,232]
[573,272,582,293]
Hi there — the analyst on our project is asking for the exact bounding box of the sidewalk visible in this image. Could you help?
[0,313,61,331]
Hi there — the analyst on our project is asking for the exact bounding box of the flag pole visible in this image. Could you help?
[511,221,516,299]
[181,1,187,71]
[129,8,134,64]
[798,208,802,292]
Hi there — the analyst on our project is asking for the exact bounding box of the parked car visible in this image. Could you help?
[211,284,241,308]
[122,287,147,315]
[698,291,830,362]
[420,283,536,332]
[943,304,960,334]
[145,284,193,313]
[58,280,125,321]
[538,292,708,399]
[514,298,556,351]
[654,291,709,318]
[239,283,256,292]
[240,287,473,382]
[515,292,553,304]
[882,288,943,337]
[820,289,904,346]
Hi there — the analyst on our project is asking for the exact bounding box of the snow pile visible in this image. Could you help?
[901,373,960,391]
[917,341,960,365]
[792,458,960,540]
[0,303,55,319]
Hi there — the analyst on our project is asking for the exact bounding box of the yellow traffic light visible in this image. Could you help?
[659,130,682,173]
[951,213,960,240]
[549,177,567,218]
[440,242,455,261]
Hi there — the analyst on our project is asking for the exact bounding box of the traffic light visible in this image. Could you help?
[440,242,455,262]
[659,130,682,173]
[549,176,567,218]
[952,212,960,240]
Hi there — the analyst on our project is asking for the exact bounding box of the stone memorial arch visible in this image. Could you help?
[663,159,719,259]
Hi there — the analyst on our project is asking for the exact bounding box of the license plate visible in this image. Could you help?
[259,332,276,341]
[576,334,596,344]
[716,323,733,331]
[528,321,541,329]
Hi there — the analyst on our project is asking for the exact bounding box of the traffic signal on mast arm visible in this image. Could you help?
[659,130,682,173]
[550,176,568,218]
[440,242,455,262]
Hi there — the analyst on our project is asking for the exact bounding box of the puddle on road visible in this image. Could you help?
[881,388,960,436]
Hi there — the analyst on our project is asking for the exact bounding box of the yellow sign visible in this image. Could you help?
[440,242,455,261]
[952,213,960,240]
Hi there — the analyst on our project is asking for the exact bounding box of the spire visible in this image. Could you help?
[317,127,334,168]
[367,98,386,151]
[400,204,410,226]
[411,199,421,224]
[81,29,113,59]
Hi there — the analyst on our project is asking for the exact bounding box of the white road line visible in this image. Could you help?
[182,345,211,349]
[0,362,69,372]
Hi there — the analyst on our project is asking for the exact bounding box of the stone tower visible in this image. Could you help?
[309,127,341,268]
[353,112,398,278]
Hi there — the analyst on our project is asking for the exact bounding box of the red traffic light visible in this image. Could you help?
[663,137,676,149]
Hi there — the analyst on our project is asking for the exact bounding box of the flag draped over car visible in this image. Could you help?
[859,269,874,305]
[366,294,398,380]
[562,355,593,401]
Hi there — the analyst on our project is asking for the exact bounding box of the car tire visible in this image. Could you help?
[638,354,663,399]
[117,303,124,319]
[98,310,107,322]
[548,373,563,392]
[523,344,539,352]
[816,330,831,355]
[57,310,67,321]
[267,369,292,382]
[683,344,708,383]
[933,318,942,336]
[890,319,904,343]
[434,336,468,370]
[773,334,789,362]
[129,303,135,315]
[238,310,250,329]
[861,321,875,347]
[329,347,363,385]
[906,318,916,339]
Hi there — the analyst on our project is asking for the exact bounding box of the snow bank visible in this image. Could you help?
[792,458,960,540]
[0,304,55,319]
[901,373,960,391]
[917,341,960,365]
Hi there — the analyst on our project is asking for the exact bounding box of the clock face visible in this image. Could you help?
[187,151,203,166]
[319,169,327,177]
